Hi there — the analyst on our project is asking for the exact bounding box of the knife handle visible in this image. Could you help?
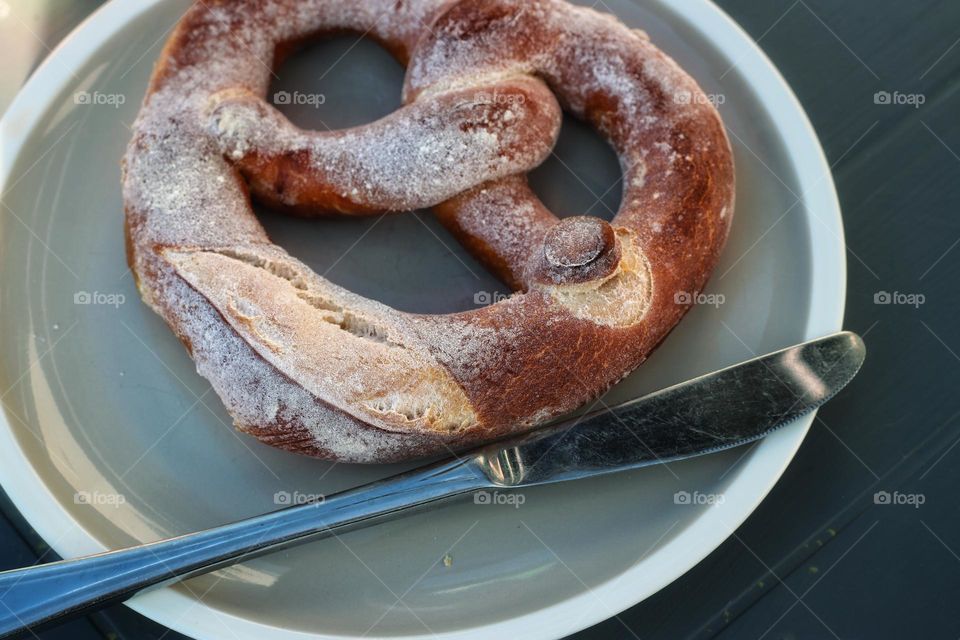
[0,458,487,639]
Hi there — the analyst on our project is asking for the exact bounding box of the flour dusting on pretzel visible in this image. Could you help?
[123,0,734,463]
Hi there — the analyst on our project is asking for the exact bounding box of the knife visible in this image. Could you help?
[0,331,864,639]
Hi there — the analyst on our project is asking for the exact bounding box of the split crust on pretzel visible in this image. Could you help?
[122,0,735,463]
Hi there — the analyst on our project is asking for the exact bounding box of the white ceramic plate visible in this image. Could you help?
[0,0,845,638]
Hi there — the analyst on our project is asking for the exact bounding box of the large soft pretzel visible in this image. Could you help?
[123,0,734,463]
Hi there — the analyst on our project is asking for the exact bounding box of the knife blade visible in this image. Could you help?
[0,331,864,639]
[475,330,865,486]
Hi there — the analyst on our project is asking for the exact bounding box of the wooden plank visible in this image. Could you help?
[573,0,960,637]
[0,492,110,639]
[715,0,960,161]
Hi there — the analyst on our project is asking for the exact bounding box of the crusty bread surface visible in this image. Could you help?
[122,0,735,462]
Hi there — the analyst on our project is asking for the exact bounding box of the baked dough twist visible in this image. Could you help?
[123,0,735,462]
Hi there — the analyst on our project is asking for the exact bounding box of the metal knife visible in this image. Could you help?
[0,331,865,639]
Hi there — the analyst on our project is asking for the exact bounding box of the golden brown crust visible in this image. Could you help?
[122,0,735,463]
[207,76,562,214]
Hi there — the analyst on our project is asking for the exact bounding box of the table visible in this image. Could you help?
[1,1,958,638]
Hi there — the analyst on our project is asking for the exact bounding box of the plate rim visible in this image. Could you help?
[0,0,846,638]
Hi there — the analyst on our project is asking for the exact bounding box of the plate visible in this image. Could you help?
[0,0,845,638]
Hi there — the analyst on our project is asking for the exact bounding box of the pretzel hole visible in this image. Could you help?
[268,34,403,132]
[528,113,622,222]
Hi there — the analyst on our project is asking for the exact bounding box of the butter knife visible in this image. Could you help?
[0,331,865,638]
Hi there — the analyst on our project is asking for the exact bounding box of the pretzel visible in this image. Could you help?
[123,0,735,463]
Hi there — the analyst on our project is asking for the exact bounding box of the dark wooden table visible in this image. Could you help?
[2,1,958,638]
